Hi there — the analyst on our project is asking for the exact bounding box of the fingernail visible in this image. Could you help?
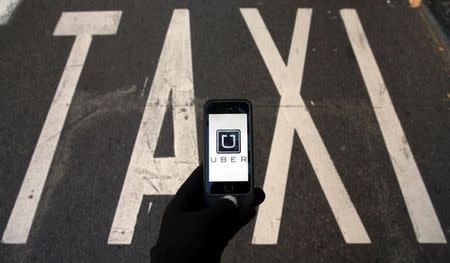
[222,195,238,208]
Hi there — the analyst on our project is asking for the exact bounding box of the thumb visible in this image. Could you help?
[204,196,239,226]
[203,196,239,247]
[205,195,239,229]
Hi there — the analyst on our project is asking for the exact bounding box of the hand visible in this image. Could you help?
[150,165,265,263]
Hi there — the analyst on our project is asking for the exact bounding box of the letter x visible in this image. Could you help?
[241,8,370,244]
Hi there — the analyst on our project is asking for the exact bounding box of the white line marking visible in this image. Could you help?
[147,203,152,214]
[143,76,149,89]
[341,9,446,243]
[241,8,370,244]
[108,9,198,245]
[0,0,21,25]
[53,11,122,35]
[1,11,122,244]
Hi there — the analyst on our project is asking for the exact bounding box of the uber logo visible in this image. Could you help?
[216,129,241,154]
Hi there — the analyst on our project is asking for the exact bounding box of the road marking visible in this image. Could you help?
[341,9,446,243]
[0,0,21,25]
[53,11,122,36]
[241,8,371,244]
[1,11,122,244]
[108,9,198,245]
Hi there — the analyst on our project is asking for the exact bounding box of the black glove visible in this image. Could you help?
[150,165,265,263]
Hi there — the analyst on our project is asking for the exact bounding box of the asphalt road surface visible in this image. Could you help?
[1,0,449,262]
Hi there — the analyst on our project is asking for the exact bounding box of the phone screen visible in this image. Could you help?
[208,113,249,182]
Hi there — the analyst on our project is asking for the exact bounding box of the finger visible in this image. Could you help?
[216,204,256,243]
[225,189,265,238]
[236,205,257,226]
[252,187,266,207]
[205,196,239,221]
[207,188,264,230]
[203,197,240,245]
[169,165,204,210]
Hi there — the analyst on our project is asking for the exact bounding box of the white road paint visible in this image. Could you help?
[241,8,371,244]
[0,0,21,25]
[1,11,122,244]
[53,11,122,36]
[108,9,198,245]
[147,203,153,214]
[341,9,446,243]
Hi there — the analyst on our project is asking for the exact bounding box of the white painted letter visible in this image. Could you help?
[2,11,122,244]
[0,0,22,26]
[241,8,370,244]
[341,9,446,243]
[108,9,198,245]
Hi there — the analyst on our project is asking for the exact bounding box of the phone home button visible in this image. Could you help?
[224,184,234,193]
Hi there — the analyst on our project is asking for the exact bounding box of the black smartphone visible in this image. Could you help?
[204,99,254,206]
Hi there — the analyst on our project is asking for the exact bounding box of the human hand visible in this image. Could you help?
[150,165,265,263]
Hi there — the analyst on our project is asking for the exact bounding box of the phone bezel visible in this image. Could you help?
[204,99,253,195]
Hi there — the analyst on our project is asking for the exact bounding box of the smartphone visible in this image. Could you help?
[204,99,254,206]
